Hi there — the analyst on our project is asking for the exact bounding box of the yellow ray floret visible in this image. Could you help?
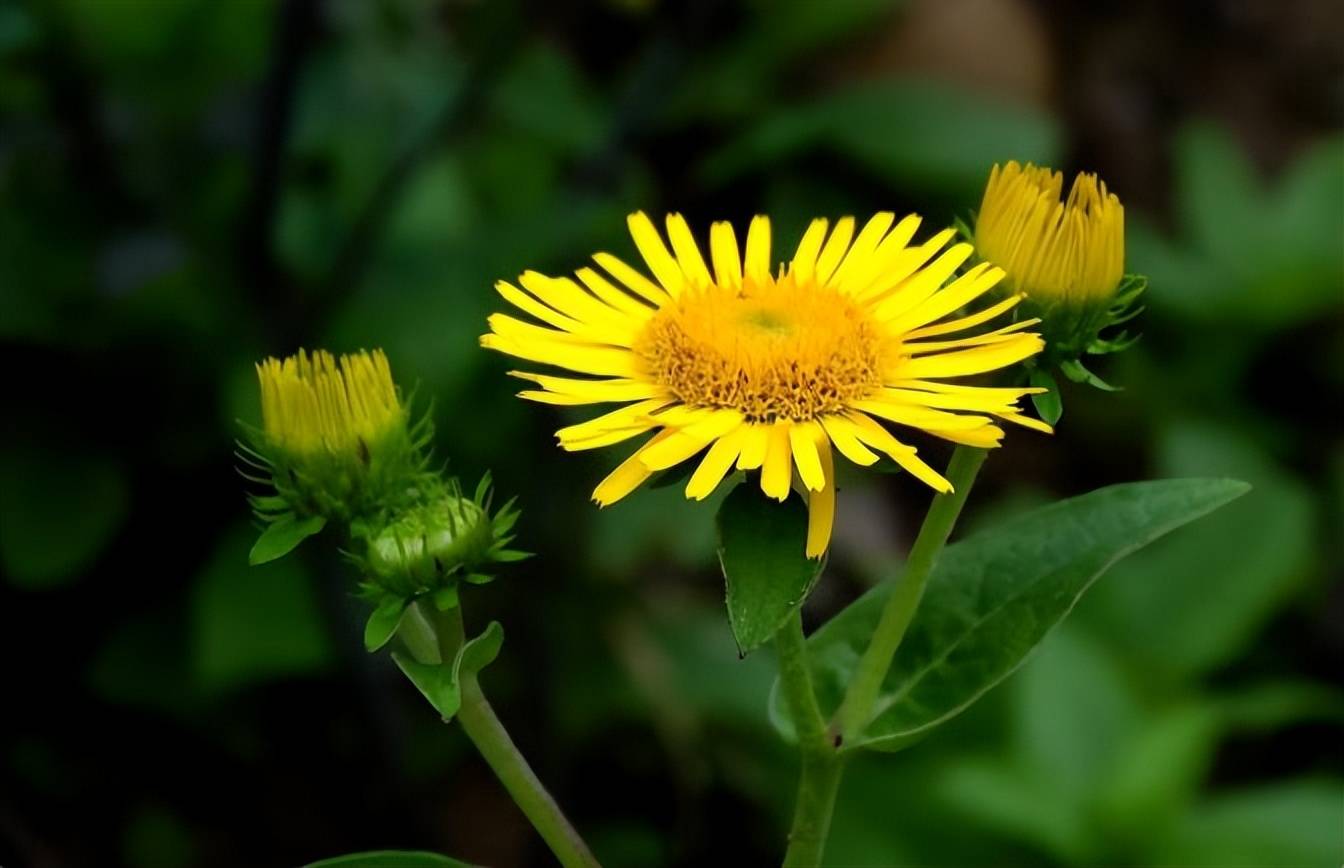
[256,348,402,457]
[974,161,1124,305]
[482,212,1051,558]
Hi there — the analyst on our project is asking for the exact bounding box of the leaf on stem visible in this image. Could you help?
[248,513,326,565]
[716,485,825,654]
[768,478,1250,751]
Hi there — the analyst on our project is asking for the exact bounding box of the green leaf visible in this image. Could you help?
[392,652,462,722]
[1155,780,1344,868]
[770,478,1249,751]
[456,621,504,678]
[1058,358,1118,391]
[363,596,410,653]
[393,622,503,722]
[304,850,475,868]
[248,513,326,566]
[715,485,825,653]
[1028,367,1062,426]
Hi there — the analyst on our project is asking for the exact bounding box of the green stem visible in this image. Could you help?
[776,610,844,868]
[457,673,600,868]
[831,445,987,743]
[412,603,601,868]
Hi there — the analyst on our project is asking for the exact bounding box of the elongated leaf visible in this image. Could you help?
[770,478,1249,751]
[305,851,475,868]
[248,513,326,565]
[716,485,825,653]
[364,596,410,653]
[393,622,504,722]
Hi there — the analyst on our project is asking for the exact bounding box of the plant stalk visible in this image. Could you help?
[831,445,987,744]
[776,610,844,868]
[409,602,601,868]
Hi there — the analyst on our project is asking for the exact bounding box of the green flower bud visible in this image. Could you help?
[355,476,527,599]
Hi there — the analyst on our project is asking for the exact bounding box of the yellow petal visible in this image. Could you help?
[592,431,677,506]
[710,221,742,289]
[790,218,828,282]
[736,424,770,470]
[593,252,671,307]
[896,334,1044,379]
[744,215,772,283]
[814,217,854,284]
[852,399,993,431]
[904,293,1022,339]
[574,267,657,319]
[639,409,743,471]
[805,431,835,558]
[789,422,826,491]
[831,211,893,292]
[685,426,747,500]
[760,422,792,500]
[666,213,713,289]
[627,211,685,296]
[845,412,952,492]
[819,414,881,466]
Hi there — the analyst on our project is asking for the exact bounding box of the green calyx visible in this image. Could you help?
[238,402,437,525]
[1026,273,1147,370]
[353,474,528,601]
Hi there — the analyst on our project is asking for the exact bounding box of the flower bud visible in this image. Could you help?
[356,478,526,599]
[974,162,1142,365]
[244,348,432,521]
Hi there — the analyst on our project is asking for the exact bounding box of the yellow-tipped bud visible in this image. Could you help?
[256,349,402,459]
[975,161,1125,308]
[244,348,433,523]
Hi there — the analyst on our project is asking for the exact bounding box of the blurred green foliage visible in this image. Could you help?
[1,0,1339,866]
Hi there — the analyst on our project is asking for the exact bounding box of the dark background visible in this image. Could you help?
[2,0,1341,866]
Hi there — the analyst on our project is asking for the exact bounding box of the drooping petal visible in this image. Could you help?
[760,422,793,500]
[805,429,835,558]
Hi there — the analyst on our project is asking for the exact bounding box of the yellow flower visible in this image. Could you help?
[483,212,1050,558]
[974,161,1124,308]
[256,349,402,459]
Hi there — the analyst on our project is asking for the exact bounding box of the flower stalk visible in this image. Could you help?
[832,445,987,743]
[775,610,844,868]
[402,602,602,868]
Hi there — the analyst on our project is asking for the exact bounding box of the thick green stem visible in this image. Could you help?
[410,603,601,868]
[831,446,987,743]
[776,610,844,868]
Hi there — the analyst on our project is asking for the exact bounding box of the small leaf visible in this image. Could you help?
[716,485,825,653]
[248,513,326,565]
[455,621,504,678]
[1029,367,1063,426]
[392,652,462,721]
[769,478,1250,751]
[363,596,409,653]
[304,850,476,868]
[431,586,460,611]
[1058,358,1119,391]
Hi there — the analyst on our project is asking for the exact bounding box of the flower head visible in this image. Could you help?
[483,212,1050,558]
[245,348,431,520]
[974,162,1144,386]
[975,161,1124,309]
